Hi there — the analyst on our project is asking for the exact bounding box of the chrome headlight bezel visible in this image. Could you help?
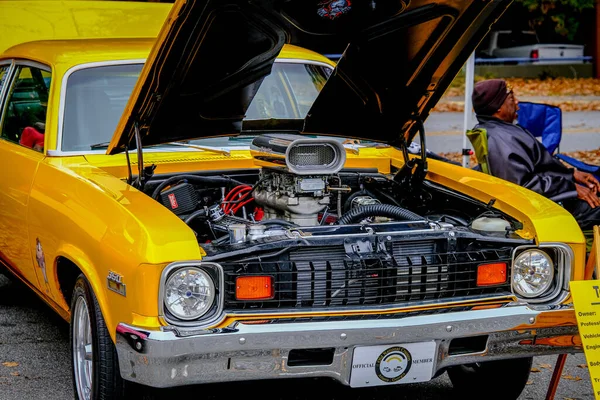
[159,261,224,328]
[511,243,573,304]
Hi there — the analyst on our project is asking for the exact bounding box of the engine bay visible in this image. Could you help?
[142,135,525,252]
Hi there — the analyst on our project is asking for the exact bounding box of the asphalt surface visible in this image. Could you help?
[0,273,594,400]
[424,98,600,154]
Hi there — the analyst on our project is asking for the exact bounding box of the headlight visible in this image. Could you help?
[512,250,554,298]
[164,267,215,320]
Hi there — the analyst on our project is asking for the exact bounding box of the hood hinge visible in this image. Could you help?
[125,145,133,186]
[394,119,428,189]
[132,121,155,191]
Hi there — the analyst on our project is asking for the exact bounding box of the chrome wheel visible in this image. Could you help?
[72,295,93,400]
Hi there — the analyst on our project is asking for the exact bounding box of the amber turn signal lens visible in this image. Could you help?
[476,263,507,286]
[236,276,273,300]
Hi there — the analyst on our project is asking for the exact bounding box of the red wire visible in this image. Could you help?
[224,187,247,204]
[229,189,253,214]
[222,185,251,214]
[223,185,250,207]
[226,185,251,201]
[231,197,254,214]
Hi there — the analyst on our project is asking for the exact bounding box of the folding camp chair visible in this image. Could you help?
[466,128,490,174]
[517,101,600,181]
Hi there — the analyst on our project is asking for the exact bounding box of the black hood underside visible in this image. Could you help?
[108,0,513,154]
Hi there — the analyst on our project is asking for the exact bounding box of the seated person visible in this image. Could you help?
[471,78,600,231]
[19,121,45,152]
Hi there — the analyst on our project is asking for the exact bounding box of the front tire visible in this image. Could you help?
[70,274,125,400]
[447,357,533,400]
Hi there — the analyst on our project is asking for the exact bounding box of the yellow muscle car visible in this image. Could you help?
[0,0,588,399]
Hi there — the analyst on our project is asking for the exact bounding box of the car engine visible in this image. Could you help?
[145,134,521,250]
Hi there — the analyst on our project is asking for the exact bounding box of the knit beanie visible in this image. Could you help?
[472,79,511,116]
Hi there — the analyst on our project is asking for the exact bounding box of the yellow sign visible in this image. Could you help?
[571,280,600,400]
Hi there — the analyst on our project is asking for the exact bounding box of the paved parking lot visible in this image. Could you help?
[0,273,594,400]
[424,109,600,155]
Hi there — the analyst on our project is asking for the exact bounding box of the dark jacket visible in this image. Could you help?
[475,115,576,198]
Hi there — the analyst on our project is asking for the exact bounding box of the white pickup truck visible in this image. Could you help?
[477,30,585,64]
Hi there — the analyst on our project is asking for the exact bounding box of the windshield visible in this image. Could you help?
[245,62,331,120]
[62,64,143,152]
[62,61,332,151]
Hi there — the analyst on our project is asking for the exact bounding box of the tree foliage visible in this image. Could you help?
[515,0,595,41]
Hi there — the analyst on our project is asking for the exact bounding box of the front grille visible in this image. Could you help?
[221,240,514,311]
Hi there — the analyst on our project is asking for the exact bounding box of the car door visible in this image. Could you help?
[0,60,50,289]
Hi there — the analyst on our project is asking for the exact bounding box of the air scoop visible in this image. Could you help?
[250,134,346,174]
[250,134,348,226]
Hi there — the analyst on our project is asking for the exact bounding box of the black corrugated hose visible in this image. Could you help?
[337,204,424,225]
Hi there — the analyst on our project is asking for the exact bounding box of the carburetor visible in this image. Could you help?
[250,136,348,226]
[253,168,331,226]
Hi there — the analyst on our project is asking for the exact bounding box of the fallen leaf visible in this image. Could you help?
[437,148,600,168]
[444,77,600,99]
[2,362,18,368]
[531,367,541,373]
[564,397,576,400]
[526,380,534,385]
[561,374,583,381]
[577,364,588,369]
[539,363,553,369]
[9,372,19,376]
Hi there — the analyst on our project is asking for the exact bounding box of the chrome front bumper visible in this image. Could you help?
[115,306,581,388]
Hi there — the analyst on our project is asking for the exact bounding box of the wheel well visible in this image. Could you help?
[56,257,82,309]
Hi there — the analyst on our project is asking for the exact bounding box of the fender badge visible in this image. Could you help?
[107,271,126,296]
[35,238,50,293]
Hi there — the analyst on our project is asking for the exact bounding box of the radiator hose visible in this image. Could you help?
[337,204,424,225]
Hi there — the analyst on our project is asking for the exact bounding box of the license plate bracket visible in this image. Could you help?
[350,341,436,388]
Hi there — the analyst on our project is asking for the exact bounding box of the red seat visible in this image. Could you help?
[19,126,44,150]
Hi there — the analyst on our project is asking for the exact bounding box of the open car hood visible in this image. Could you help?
[107,0,513,155]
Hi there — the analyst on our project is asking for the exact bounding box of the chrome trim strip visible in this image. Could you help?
[221,294,515,319]
[47,150,95,157]
[56,59,146,153]
[0,60,16,133]
[158,261,226,328]
[8,59,51,71]
[510,242,573,304]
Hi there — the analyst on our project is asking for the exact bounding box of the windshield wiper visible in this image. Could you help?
[160,142,231,156]
[90,142,110,150]
[89,141,231,155]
